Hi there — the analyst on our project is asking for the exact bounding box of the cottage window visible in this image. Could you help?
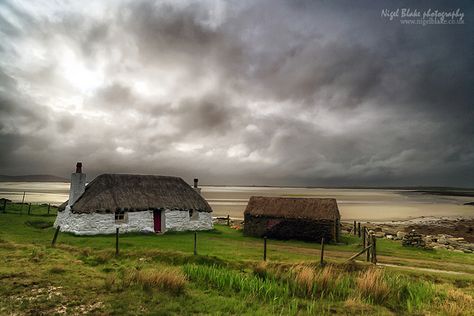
[189,210,199,221]
[115,211,128,223]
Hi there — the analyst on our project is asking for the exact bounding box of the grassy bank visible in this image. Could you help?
[0,203,473,315]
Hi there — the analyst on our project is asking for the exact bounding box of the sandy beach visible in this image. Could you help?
[1,182,473,221]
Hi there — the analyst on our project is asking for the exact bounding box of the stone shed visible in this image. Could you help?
[54,163,213,235]
[243,196,341,242]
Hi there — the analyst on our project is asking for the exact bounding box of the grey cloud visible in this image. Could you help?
[94,82,134,109]
[81,22,110,56]
[0,70,50,132]
[171,94,238,135]
[55,115,75,133]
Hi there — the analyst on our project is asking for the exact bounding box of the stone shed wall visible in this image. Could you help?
[243,214,338,242]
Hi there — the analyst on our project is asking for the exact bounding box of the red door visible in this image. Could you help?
[153,210,161,232]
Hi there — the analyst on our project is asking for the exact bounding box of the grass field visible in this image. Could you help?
[1,203,473,315]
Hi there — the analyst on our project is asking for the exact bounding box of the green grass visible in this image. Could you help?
[3,204,472,268]
[0,203,473,315]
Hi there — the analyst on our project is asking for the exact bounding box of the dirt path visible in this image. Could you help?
[206,236,474,274]
[373,263,470,275]
[265,243,474,274]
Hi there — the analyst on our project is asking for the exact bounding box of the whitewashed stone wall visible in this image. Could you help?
[165,210,213,231]
[54,207,213,235]
[54,206,155,235]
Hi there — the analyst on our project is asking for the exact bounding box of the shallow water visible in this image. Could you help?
[0,182,473,221]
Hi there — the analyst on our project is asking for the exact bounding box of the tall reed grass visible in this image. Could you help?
[104,267,186,295]
[183,264,292,304]
[184,263,441,313]
[439,287,474,315]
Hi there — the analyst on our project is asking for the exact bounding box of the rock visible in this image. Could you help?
[448,237,465,242]
[374,232,385,238]
[386,234,394,240]
[402,230,426,248]
[396,231,406,239]
[437,236,448,244]
[384,229,397,235]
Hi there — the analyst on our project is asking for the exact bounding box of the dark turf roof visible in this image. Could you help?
[244,196,340,220]
[60,174,212,214]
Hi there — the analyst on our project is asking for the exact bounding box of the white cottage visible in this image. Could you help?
[54,163,213,235]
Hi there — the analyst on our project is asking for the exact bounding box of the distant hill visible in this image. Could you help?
[0,175,68,182]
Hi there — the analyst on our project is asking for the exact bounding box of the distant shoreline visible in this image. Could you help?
[409,190,474,197]
[0,178,473,193]
[0,175,68,182]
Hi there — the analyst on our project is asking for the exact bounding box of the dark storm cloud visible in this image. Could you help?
[171,94,239,135]
[55,115,75,133]
[0,66,57,175]
[0,69,50,131]
[94,82,134,109]
[80,22,110,56]
[119,1,246,82]
[0,0,472,186]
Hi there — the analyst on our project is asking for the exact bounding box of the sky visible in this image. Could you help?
[0,0,473,187]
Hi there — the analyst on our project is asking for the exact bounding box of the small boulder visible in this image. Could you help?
[448,237,465,243]
[437,236,448,245]
[396,231,406,239]
[374,232,385,238]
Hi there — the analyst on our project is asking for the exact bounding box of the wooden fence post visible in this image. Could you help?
[47,203,51,214]
[2,199,6,212]
[353,221,356,235]
[347,244,373,262]
[51,226,60,247]
[115,228,119,256]
[28,203,31,215]
[263,236,267,261]
[357,222,361,237]
[320,237,325,266]
[362,226,366,247]
[366,231,371,262]
[227,215,230,226]
[372,236,377,264]
[194,232,197,256]
[20,191,25,215]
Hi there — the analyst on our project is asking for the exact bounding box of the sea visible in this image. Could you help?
[0,182,473,221]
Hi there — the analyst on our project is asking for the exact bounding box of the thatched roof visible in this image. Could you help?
[244,196,340,220]
[58,200,68,211]
[62,174,212,214]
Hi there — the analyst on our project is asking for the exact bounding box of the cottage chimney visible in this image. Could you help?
[193,178,201,194]
[68,162,86,207]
